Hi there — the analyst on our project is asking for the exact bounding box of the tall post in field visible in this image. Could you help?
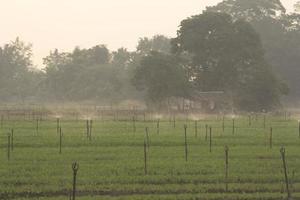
[145,127,150,150]
[56,118,60,135]
[263,115,266,129]
[133,116,136,133]
[298,120,300,138]
[89,120,93,141]
[280,147,291,199]
[59,127,62,154]
[269,127,273,149]
[11,129,14,152]
[36,118,39,135]
[205,124,208,141]
[222,116,225,133]
[72,162,79,200]
[86,119,90,139]
[144,140,147,175]
[209,126,212,152]
[184,124,188,162]
[173,116,176,128]
[232,118,235,135]
[225,146,229,192]
[194,120,198,138]
[1,115,3,129]
[7,133,11,161]
[157,119,160,135]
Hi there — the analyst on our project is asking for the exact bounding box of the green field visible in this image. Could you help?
[0,115,299,200]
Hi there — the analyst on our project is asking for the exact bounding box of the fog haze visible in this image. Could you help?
[0,0,296,67]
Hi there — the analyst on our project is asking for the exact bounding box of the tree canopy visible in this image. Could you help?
[133,51,189,108]
[0,38,42,102]
[137,35,172,55]
[172,12,286,111]
[0,1,298,111]
[207,0,300,102]
[42,46,132,103]
[294,1,300,13]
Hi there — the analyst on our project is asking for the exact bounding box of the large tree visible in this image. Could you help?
[172,12,286,111]
[133,51,189,108]
[43,45,135,103]
[295,1,300,13]
[206,0,286,20]
[0,38,41,102]
[136,35,172,55]
[207,0,300,102]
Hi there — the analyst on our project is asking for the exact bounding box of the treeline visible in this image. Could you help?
[0,0,300,111]
[0,36,171,104]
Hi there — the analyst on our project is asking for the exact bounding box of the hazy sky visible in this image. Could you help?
[0,0,296,67]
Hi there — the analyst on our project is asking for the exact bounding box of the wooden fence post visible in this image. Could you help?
[144,140,147,175]
[72,162,79,200]
[225,146,229,192]
[209,127,212,152]
[280,147,291,199]
[194,120,198,138]
[184,124,188,162]
[7,133,11,161]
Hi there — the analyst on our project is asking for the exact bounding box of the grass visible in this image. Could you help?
[0,115,299,199]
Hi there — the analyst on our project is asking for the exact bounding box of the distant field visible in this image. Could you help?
[0,115,299,200]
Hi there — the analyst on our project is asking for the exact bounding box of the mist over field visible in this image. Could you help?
[1,0,300,113]
[2,1,300,200]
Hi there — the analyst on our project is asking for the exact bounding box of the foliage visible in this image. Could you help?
[206,0,286,20]
[295,1,300,13]
[0,116,299,199]
[172,12,286,111]
[42,46,130,103]
[0,38,41,102]
[0,2,298,110]
[133,51,190,107]
[40,35,174,104]
[137,35,172,55]
[207,0,300,102]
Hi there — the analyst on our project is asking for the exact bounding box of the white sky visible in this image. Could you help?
[0,0,296,67]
